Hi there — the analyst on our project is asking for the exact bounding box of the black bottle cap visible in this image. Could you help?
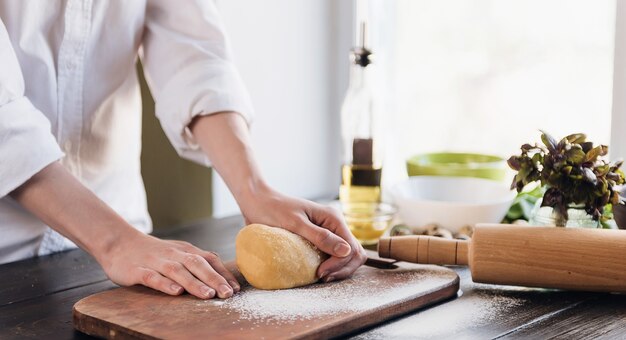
[350,22,373,67]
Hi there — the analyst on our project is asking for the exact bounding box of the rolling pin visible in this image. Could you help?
[378,224,626,293]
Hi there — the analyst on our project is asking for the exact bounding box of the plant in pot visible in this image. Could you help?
[507,131,625,228]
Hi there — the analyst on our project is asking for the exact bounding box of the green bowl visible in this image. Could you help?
[406,152,507,181]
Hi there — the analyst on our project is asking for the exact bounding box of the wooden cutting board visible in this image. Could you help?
[73,260,459,339]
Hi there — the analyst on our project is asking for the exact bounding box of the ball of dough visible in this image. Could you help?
[236,224,328,290]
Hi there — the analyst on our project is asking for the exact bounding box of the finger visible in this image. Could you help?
[159,260,216,299]
[181,253,234,298]
[284,217,352,258]
[318,242,367,279]
[307,205,360,249]
[301,205,363,278]
[136,267,184,296]
[322,250,367,282]
[168,241,240,293]
[318,254,351,278]
[306,204,345,234]
[202,251,241,293]
[167,240,194,250]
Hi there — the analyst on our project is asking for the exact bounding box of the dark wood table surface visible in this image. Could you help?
[1,215,626,339]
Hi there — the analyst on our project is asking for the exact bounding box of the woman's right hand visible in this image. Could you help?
[99,231,240,299]
[10,162,239,300]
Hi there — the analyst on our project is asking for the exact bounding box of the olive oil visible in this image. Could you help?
[343,202,395,246]
[339,23,395,245]
[339,164,382,204]
[347,217,388,245]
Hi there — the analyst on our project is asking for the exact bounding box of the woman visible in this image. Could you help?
[0,0,365,299]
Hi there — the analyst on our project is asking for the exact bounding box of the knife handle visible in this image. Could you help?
[378,236,469,266]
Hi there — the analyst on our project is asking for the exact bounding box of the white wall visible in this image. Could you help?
[612,0,626,161]
[212,0,354,217]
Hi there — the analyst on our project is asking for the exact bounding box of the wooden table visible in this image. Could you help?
[1,216,625,339]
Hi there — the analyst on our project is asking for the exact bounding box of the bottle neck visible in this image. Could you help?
[349,64,370,89]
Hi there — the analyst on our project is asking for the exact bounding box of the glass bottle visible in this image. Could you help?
[339,23,382,205]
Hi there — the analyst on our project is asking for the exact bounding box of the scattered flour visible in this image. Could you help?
[199,267,456,323]
[353,281,526,339]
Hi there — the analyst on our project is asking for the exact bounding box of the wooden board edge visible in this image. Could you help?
[73,264,460,340]
[73,303,157,340]
[298,274,461,340]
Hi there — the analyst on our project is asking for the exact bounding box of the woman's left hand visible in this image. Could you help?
[188,112,367,281]
[238,186,367,282]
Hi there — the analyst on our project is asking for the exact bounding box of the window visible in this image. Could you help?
[360,0,616,182]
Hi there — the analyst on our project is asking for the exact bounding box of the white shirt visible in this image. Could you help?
[0,0,253,264]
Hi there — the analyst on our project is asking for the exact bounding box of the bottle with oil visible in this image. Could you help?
[339,23,388,244]
[340,144,381,204]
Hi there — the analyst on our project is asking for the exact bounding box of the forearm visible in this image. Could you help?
[189,112,268,209]
[190,111,366,280]
[10,161,238,298]
[9,161,140,263]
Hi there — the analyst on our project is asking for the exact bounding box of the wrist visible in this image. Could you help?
[234,178,273,212]
[90,220,144,270]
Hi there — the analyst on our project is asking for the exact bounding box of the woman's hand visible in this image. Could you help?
[11,162,238,300]
[238,186,367,282]
[99,232,240,299]
[189,112,367,282]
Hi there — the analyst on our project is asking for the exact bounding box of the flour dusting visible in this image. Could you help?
[199,267,456,323]
[353,281,526,339]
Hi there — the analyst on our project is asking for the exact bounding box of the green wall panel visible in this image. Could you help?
[138,63,213,230]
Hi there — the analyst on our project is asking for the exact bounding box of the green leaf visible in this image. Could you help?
[565,146,585,164]
[596,164,610,176]
[510,175,519,191]
[504,185,544,221]
[506,204,523,220]
[569,173,583,180]
[540,130,557,152]
[611,190,621,205]
[601,219,618,229]
[562,165,573,175]
[585,145,608,162]
[616,169,626,185]
[565,133,587,144]
[518,199,537,219]
[557,137,568,152]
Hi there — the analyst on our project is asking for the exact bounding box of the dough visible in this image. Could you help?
[236,224,328,290]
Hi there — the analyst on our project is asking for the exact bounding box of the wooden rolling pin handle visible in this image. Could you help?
[378,236,469,266]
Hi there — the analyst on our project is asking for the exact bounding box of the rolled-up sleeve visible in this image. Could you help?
[0,19,64,197]
[140,0,254,166]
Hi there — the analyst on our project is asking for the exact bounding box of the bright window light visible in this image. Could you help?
[361,0,616,182]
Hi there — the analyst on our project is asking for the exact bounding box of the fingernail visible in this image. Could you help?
[319,271,329,279]
[324,276,335,283]
[200,285,215,298]
[171,284,182,293]
[334,242,351,257]
[218,284,233,298]
[229,280,240,293]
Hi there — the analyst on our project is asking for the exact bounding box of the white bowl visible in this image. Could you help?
[390,176,516,232]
